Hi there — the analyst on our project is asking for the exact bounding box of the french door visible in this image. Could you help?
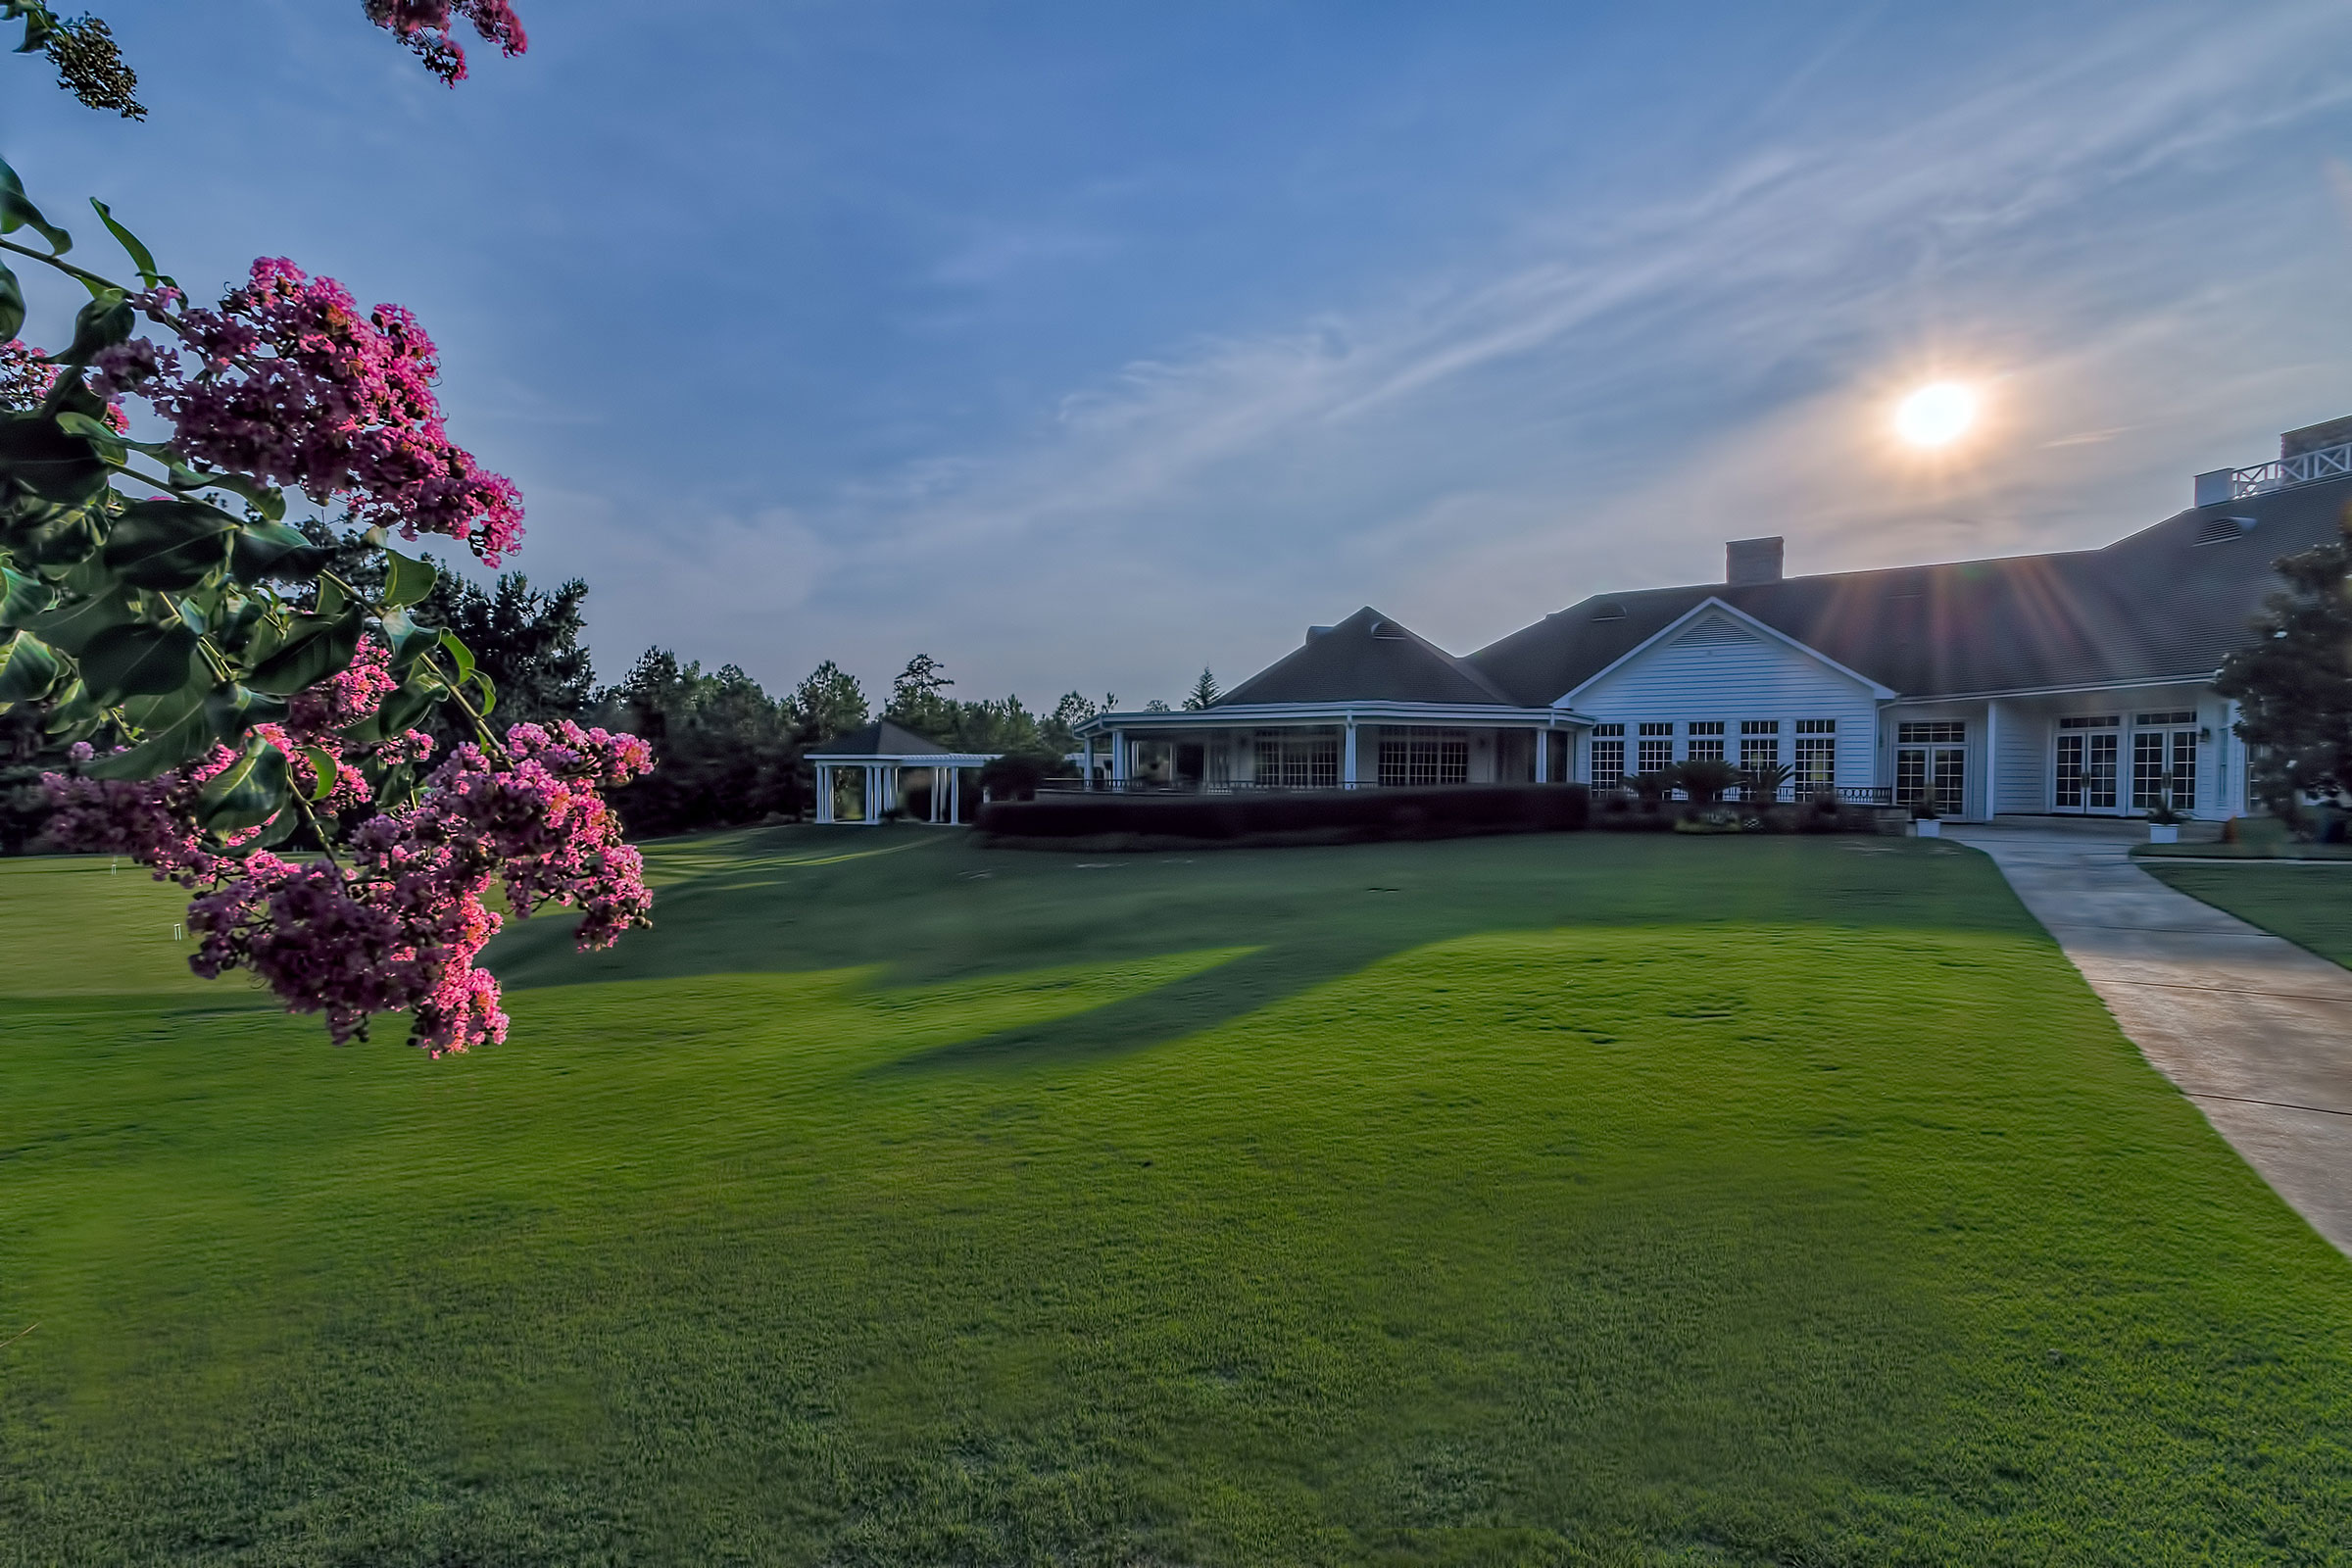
[2055,729,2119,812]
[1894,720,1966,816]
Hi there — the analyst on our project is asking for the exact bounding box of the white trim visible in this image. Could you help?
[805,751,998,766]
[1559,597,1898,705]
[1900,672,2216,703]
[1074,701,1587,738]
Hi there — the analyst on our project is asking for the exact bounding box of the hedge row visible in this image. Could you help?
[975,784,1590,843]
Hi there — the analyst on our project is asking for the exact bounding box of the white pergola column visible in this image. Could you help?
[1110,730,1128,786]
[1082,734,1095,790]
[950,766,961,823]
[1343,718,1358,789]
[814,763,832,823]
[1534,726,1549,783]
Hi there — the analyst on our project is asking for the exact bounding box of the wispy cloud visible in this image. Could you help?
[705,4,2351,700]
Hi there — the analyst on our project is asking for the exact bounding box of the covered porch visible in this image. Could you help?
[1069,704,1591,792]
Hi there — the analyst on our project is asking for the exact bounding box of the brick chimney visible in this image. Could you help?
[1727,536,1784,586]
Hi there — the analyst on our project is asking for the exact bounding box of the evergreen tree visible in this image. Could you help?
[885,653,958,741]
[1183,667,1221,710]
[789,661,869,745]
[604,649,800,837]
[2217,514,2352,820]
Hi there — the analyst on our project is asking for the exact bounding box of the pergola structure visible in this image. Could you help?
[805,720,998,826]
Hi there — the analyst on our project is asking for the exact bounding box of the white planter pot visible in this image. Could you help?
[2148,823,2180,844]
[1914,818,1941,838]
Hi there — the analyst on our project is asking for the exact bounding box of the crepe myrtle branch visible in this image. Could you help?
[9,1,526,116]
[5,160,651,1058]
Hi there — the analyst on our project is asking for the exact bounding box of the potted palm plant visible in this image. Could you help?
[2146,796,2182,844]
[1911,799,1942,838]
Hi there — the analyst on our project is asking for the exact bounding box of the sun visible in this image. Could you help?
[1893,381,1979,448]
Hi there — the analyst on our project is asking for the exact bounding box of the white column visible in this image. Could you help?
[1984,702,2000,821]
[1082,735,1095,790]
[814,764,830,823]
[1534,725,1549,783]
[1111,731,1128,785]
[950,766,961,823]
[1343,718,1358,788]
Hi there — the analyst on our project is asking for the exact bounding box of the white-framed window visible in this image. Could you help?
[1794,736,1836,790]
[1591,723,1626,790]
[1377,726,1468,787]
[1253,728,1339,788]
[1686,720,1726,762]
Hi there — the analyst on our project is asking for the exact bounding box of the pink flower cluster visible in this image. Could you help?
[93,261,524,563]
[3,337,132,428]
[44,670,650,1054]
[365,0,527,85]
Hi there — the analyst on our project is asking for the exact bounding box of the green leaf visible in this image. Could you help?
[118,668,213,734]
[0,564,51,628]
[26,585,137,656]
[301,745,339,802]
[381,549,437,609]
[0,407,110,514]
[246,607,361,696]
[381,608,440,672]
[469,669,497,717]
[0,155,71,255]
[242,802,304,853]
[227,520,326,583]
[102,497,236,590]
[172,467,286,522]
[82,702,220,780]
[437,628,475,682]
[314,573,349,619]
[204,681,286,745]
[77,620,200,700]
[0,628,61,705]
[197,734,290,833]
[88,199,171,289]
[53,288,132,367]
[0,257,21,342]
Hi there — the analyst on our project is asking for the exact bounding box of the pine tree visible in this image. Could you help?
[1183,667,1221,710]
[2216,512,2352,821]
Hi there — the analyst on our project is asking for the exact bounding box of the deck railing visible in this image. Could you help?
[2227,439,2352,499]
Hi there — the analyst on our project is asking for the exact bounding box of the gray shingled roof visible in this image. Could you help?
[804,718,954,758]
[1465,475,2352,706]
[1216,606,1525,708]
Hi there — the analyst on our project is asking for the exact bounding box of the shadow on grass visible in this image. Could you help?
[488,824,2042,1075]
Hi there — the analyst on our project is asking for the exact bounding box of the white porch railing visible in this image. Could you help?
[2227,439,2352,499]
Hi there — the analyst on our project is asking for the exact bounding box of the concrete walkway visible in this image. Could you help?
[1948,823,2352,1254]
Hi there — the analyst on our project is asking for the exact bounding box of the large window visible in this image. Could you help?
[1377,726,1467,787]
[1794,718,1836,791]
[1686,720,1726,763]
[1897,720,1967,814]
[2056,715,2119,810]
[1591,724,1626,790]
[2132,716,2197,811]
[1253,729,1339,788]
[1635,721,1675,776]
[1739,719,1781,773]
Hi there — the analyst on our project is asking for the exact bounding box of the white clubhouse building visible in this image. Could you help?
[1074,418,2352,822]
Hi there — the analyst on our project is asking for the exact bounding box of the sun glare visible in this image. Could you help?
[1893,381,1979,448]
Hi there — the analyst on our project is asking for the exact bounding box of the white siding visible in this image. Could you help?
[1990,700,2046,814]
[1570,609,1883,792]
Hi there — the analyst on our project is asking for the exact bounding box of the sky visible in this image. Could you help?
[10,1,2352,708]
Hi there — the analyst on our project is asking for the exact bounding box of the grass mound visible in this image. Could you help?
[4,829,2348,1564]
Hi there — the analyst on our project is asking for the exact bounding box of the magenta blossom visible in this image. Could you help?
[365,0,527,85]
[93,261,524,563]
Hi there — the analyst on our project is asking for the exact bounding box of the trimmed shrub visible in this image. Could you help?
[976,784,1590,845]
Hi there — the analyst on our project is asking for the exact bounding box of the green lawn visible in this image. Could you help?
[3,829,2348,1564]
[2143,860,2352,971]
